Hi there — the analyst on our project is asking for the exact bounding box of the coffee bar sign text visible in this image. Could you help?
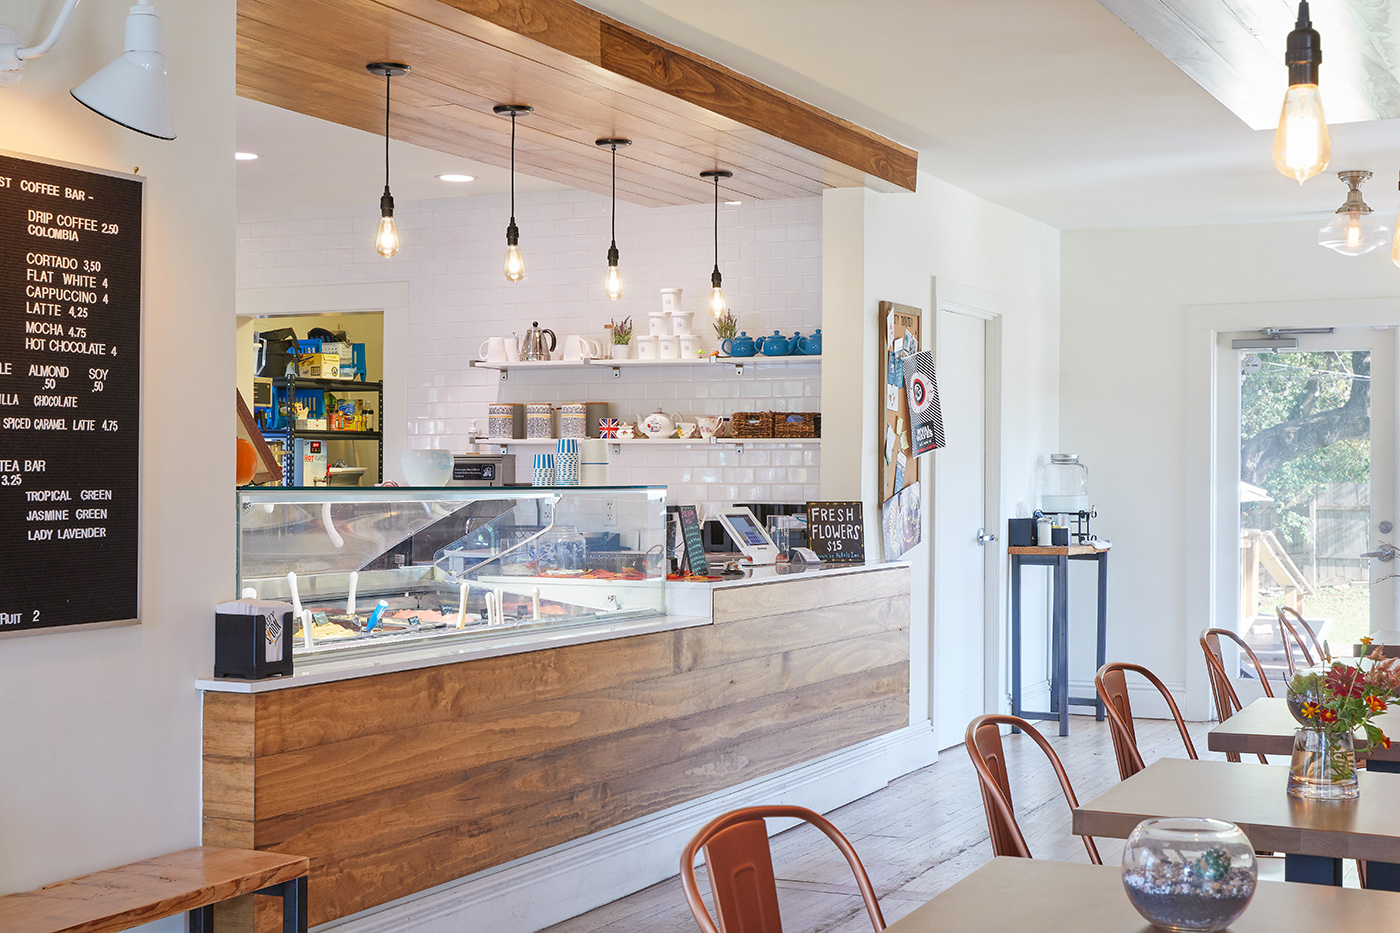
[0,152,141,632]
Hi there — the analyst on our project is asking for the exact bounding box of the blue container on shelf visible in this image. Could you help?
[798,329,822,355]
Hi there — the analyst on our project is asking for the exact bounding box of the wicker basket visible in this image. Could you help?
[773,412,819,438]
[730,411,774,438]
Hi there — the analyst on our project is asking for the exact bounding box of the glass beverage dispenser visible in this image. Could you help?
[1036,454,1095,543]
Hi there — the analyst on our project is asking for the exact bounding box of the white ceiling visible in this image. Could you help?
[237,0,1400,230]
[235,97,565,217]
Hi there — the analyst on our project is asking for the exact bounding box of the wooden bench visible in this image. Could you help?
[0,846,309,933]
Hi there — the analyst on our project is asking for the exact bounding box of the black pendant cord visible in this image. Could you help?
[383,72,391,192]
[610,143,618,249]
[712,172,719,274]
[509,111,517,225]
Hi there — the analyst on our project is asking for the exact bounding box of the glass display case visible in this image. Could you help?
[236,485,667,657]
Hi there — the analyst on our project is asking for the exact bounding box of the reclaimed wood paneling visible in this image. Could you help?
[235,0,917,206]
[203,566,911,930]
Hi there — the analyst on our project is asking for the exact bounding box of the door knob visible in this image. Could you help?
[1363,542,1397,562]
[977,528,997,546]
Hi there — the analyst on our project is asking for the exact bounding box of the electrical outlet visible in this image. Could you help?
[604,498,617,526]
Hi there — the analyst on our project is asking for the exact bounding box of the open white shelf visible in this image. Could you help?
[484,436,821,451]
[469,356,820,380]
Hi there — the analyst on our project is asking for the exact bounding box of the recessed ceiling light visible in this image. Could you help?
[437,173,475,183]
[235,152,259,161]
[725,200,742,206]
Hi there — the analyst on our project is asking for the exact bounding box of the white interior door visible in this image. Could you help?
[933,307,990,748]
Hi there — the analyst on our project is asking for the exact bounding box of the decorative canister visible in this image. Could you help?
[670,310,694,336]
[585,402,610,437]
[599,417,620,438]
[526,403,553,439]
[648,311,669,337]
[658,335,680,359]
[560,402,588,438]
[1121,817,1256,932]
[555,438,580,486]
[488,403,522,439]
[531,453,556,487]
[660,287,682,314]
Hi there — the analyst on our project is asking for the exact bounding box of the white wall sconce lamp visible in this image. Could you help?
[0,1,175,140]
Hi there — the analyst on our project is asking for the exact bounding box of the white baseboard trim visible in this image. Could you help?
[318,722,940,933]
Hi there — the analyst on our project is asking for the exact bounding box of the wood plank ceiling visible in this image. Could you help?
[236,0,918,207]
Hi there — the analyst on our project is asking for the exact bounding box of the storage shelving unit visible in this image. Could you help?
[263,377,384,486]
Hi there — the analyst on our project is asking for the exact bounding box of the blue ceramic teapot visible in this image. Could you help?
[755,330,795,356]
[797,329,822,355]
[721,331,757,357]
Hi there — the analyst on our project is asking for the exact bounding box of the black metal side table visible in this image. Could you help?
[1008,545,1109,736]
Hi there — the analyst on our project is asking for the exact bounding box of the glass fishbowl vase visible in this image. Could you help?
[1121,817,1256,933]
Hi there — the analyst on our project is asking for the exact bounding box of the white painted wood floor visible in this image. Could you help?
[542,715,1288,933]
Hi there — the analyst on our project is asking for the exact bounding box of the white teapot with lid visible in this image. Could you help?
[638,408,677,439]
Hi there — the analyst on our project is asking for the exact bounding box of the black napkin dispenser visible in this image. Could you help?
[214,606,293,679]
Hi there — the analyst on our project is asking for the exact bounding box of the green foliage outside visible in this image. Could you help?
[1240,350,1370,547]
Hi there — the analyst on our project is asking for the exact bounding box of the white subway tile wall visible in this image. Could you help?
[238,189,822,504]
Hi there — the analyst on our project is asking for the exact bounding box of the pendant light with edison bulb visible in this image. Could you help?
[1273,1,1329,185]
[494,104,532,282]
[367,63,409,258]
[596,138,631,300]
[700,169,733,317]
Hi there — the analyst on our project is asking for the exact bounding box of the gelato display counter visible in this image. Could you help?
[235,485,667,658]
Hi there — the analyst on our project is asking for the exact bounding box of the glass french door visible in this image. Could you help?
[1231,328,1396,683]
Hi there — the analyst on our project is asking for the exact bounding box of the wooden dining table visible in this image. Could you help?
[1208,697,1400,770]
[884,857,1400,931]
[1072,758,1400,889]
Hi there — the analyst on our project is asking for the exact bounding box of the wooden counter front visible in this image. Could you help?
[203,565,911,930]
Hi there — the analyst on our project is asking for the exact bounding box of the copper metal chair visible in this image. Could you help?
[1200,628,1271,764]
[680,805,885,933]
[1095,662,1197,780]
[1277,606,1324,676]
[964,714,1101,864]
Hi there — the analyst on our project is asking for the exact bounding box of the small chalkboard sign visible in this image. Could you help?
[806,501,865,563]
[676,504,709,576]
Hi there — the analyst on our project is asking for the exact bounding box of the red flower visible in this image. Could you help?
[1361,636,1375,647]
[1368,695,1388,714]
[1326,664,1365,699]
[1300,701,1321,719]
[1320,708,1339,724]
[1383,734,1394,750]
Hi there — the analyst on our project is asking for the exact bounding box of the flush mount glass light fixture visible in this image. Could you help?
[596,138,631,301]
[235,152,259,161]
[1273,1,1329,184]
[367,62,409,259]
[700,169,733,317]
[436,173,474,183]
[495,104,532,282]
[1319,170,1388,256]
[0,1,175,139]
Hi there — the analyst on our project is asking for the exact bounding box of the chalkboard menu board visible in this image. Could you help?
[676,504,709,576]
[806,501,865,563]
[0,152,142,632]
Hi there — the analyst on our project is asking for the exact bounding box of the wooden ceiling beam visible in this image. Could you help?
[236,0,918,205]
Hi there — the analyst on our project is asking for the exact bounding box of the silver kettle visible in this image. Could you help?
[520,321,557,361]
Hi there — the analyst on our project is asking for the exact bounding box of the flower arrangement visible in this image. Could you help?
[1288,641,1400,748]
[611,316,632,345]
[712,310,737,341]
[1285,640,1400,798]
